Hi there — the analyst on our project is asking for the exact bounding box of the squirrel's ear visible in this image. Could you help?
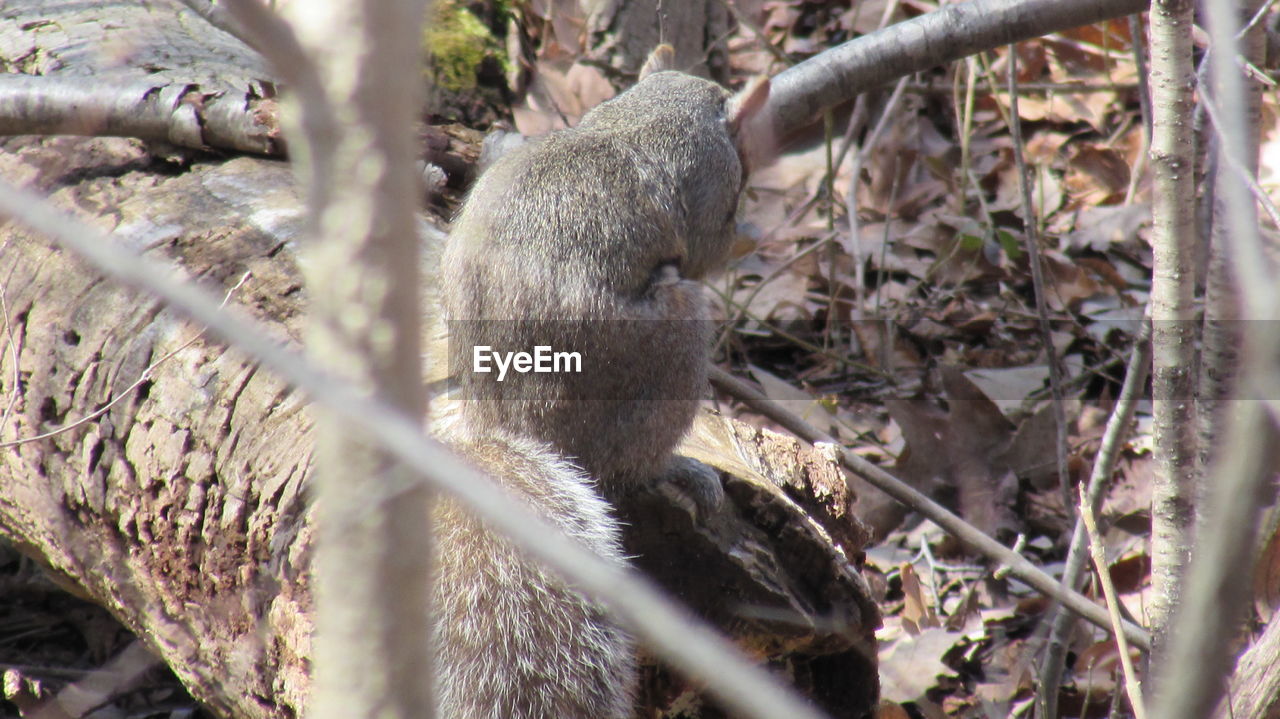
[639,44,676,78]
[728,76,775,170]
[727,76,770,132]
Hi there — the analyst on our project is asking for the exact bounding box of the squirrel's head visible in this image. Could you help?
[577,61,772,279]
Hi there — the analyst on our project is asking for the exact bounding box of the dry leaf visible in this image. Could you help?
[747,364,836,434]
[900,563,938,632]
[1065,143,1131,205]
[1063,203,1150,252]
[878,626,964,703]
[964,365,1049,414]
[887,369,1020,537]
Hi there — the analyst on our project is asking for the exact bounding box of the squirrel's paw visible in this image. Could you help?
[659,455,726,520]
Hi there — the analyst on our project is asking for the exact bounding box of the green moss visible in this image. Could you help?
[425,1,506,92]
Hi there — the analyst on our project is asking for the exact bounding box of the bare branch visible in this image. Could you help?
[1006,41,1072,521]
[769,0,1150,140]
[1147,0,1200,653]
[6,0,1151,160]
[283,0,435,715]
[1081,486,1147,719]
[1041,312,1154,714]
[172,0,262,53]
[0,75,279,155]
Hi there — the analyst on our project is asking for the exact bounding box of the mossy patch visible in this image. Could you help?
[425,0,508,92]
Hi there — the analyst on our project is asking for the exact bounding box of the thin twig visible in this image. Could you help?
[1199,91,1280,230]
[716,204,845,359]
[708,365,1151,650]
[1006,44,1072,526]
[1240,0,1280,37]
[1124,13,1153,205]
[823,111,839,349]
[957,56,979,204]
[173,0,262,52]
[842,98,870,313]
[1080,484,1147,719]
[844,0,906,317]
[872,154,902,325]
[846,76,909,314]
[709,284,885,377]
[717,231,835,340]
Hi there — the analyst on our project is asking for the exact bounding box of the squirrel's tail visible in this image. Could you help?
[431,430,636,719]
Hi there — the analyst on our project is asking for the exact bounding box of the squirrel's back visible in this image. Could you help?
[446,128,685,309]
[442,110,713,485]
[578,71,746,280]
[441,68,757,485]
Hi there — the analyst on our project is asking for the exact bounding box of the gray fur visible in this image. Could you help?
[576,71,745,280]
[436,67,758,718]
[443,70,747,490]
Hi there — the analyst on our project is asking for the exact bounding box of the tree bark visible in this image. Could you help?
[1,140,314,719]
[583,0,732,83]
[1215,607,1280,718]
[1146,0,1199,659]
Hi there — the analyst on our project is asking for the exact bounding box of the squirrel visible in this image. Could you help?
[432,45,771,718]
[442,46,769,504]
